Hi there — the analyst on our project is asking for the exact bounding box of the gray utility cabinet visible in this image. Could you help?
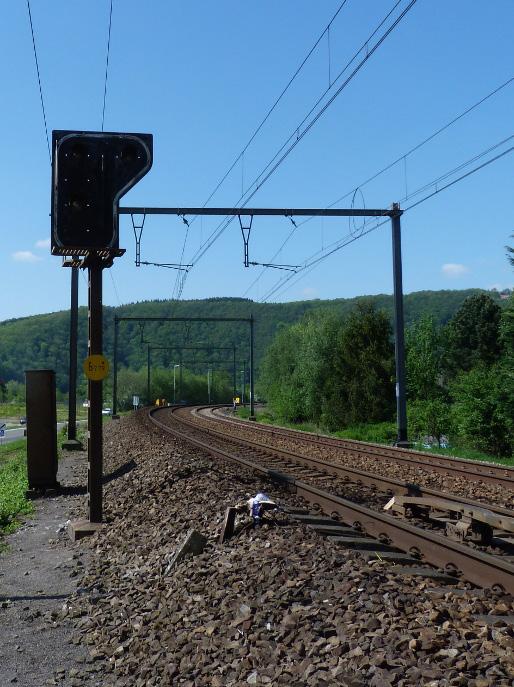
[25,369,59,490]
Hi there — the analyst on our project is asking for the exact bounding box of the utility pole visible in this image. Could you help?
[179,350,183,402]
[240,365,245,405]
[147,344,151,404]
[112,316,119,418]
[391,203,409,447]
[250,314,255,419]
[62,265,82,450]
[232,344,236,400]
[87,257,104,523]
[173,364,180,403]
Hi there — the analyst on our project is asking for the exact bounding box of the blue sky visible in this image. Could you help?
[1,0,513,321]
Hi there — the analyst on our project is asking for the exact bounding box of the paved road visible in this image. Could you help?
[0,422,68,445]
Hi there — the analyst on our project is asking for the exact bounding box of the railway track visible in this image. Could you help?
[150,405,514,594]
[209,406,514,488]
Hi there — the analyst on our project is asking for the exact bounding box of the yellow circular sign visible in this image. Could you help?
[83,355,110,381]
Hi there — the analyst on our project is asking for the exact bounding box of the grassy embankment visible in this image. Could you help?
[0,418,89,547]
[0,402,88,424]
[0,439,33,545]
[237,407,514,466]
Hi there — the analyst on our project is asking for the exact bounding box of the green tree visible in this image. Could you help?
[334,302,395,427]
[406,315,445,400]
[506,234,514,268]
[451,364,513,457]
[259,323,307,422]
[408,398,451,447]
[117,367,146,409]
[445,294,503,373]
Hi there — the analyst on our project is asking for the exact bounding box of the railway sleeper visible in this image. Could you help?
[386,495,514,546]
[293,512,461,585]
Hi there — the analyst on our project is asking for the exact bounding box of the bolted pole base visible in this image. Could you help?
[61,438,84,451]
[67,519,103,541]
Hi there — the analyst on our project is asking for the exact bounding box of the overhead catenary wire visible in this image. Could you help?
[259,135,514,302]
[101,0,114,131]
[108,268,122,307]
[185,0,418,276]
[242,74,514,297]
[171,0,350,299]
[26,0,51,164]
[192,0,350,216]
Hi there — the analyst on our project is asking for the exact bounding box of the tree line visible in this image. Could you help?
[259,293,514,457]
[0,289,504,394]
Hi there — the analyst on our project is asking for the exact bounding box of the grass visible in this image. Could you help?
[235,408,513,466]
[410,442,514,466]
[0,402,88,423]
[0,439,33,540]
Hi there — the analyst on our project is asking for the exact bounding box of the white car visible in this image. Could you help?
[102,407,112,416]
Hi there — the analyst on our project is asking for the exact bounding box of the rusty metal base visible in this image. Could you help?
[68,519,103,541]
[61,439,83,451]
[26,483,60,500]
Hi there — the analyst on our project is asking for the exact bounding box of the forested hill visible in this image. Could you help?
[0,289,505,391]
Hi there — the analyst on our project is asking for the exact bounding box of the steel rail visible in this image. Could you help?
[186,407,514,519]
[150,406,514,593]
[210,407,514,487]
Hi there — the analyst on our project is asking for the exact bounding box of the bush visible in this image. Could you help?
[451,365,513,457]
[408,398,452,447]
[335,422,397,444]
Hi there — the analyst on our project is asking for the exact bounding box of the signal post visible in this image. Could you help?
[51,130,153,538]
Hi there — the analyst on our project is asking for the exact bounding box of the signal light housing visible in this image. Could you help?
[51,130,153,255]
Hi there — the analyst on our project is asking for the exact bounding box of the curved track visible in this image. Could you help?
[150,405,514,594]
[210,406,514,488]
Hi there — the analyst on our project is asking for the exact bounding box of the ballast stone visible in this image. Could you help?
[165,529,207,572]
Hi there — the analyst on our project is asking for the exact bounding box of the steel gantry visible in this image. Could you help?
[113,315,256,418]
[143,345,238,404]
[119,204,408,445]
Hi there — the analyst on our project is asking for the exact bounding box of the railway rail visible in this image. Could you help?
[150,405,514,594]
[210,406,514,488]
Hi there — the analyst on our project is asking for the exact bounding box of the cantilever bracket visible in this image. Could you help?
[140,261,192,271]
[238,214,253,268]
[248,261,299,273]
[131,213,147,267]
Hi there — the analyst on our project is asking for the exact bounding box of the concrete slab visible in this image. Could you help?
[360,551,419,564]
[292,515,343,526]
[389,566,459,584]
[61,439,84,451]
[67,519,103,541]
[328,536,393,551]
[308,524,357,536]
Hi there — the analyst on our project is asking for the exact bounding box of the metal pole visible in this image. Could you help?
[65,266,80,446]
[241,363,245,405]
[112,316,119,418]
[147,344,151,404]
[179,351,183,401]
[250,315,255,419]
[88,258,103,523]
[174,365,179,403]
[207,368,211,404]
[391,203,409,446]
[233,345,236,400]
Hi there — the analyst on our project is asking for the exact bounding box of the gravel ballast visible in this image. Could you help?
[56,411,514,687]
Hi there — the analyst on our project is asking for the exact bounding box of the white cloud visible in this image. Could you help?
[301,287,318,298]
[12,251,42,263]
[441,263,469,278]
[35,238,51,249]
